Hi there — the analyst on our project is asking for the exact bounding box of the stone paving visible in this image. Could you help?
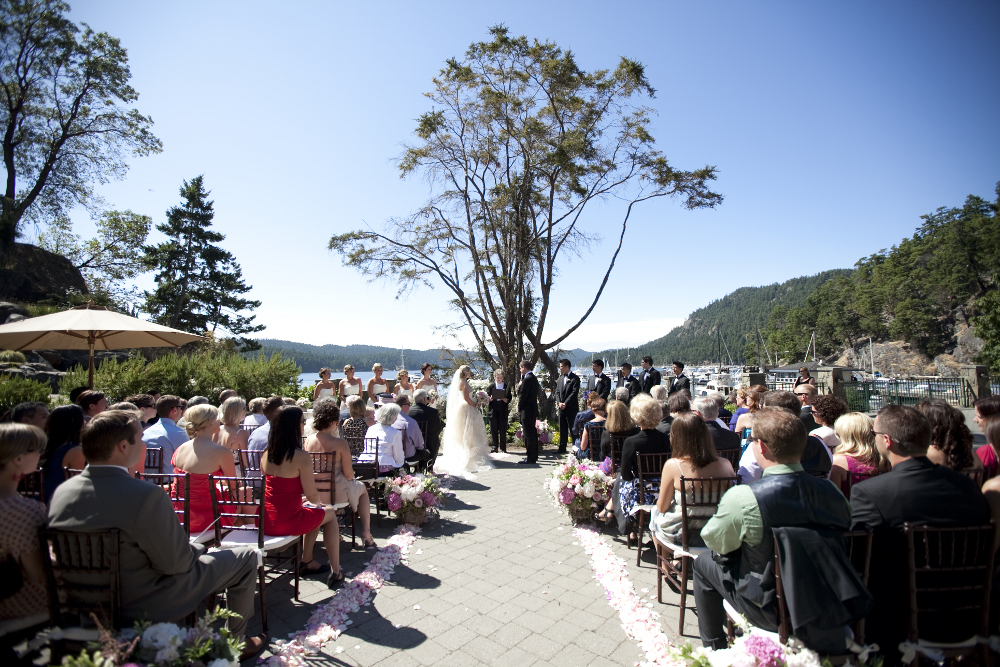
[248,446,700,666]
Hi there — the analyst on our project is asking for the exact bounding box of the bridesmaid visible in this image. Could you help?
[367,363,388,401]
[313,368,337,402]
[394,369,414,400]
[415,363,437,394]
[339,365,363,405]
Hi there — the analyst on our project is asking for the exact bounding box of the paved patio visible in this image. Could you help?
[248,446,699,666]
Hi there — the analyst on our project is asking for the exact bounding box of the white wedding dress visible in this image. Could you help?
[434,371,494,480]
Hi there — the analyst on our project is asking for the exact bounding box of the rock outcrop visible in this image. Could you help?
[0,243,88,302]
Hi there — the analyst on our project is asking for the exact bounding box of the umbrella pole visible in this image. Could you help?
[88,334,96,390]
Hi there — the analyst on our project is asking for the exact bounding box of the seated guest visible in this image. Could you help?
[243,398,268,426]
[737,390,832,482]
[692,396,740,453]
[974,396,1000,475]
[733,384,766,440]
[728,387,749,432]
[650,385,667,403]
[851,404,990,655]
[571,393,600,452]
[650,385,670,429]
[7,402,49,429]
[247,396,287,453]
[599,399,640,462]
[614,387,630,404]
[170,404,241,535]
[261,406,344,585]
[408,390,442,464]
[0,424,48,622]
[613,394,671,538]
[68,386,89,405]
[41,405,87,503]
[303,401,375,548]
[657,393,691,436]
[394,395,430,470]
[711,392,732,424]
[650,412,734,547]
[341,396,369,456]
[694,408,859,652]
[141,395,188,474]
[829,412,889,490]
[979,415,1000,483]
[109,401,138,412]
[218,389,238,403]
[76,390,107,421]
[367,403,404,473]
[125,394,157,428]
[187,395,210,407]
[809,395,848,451]
[794,383,819,432]
[364,406,376,427]
[48,411,266,659]
[217,397,250,452]
[576,397,607,459]
[917,399,981,471]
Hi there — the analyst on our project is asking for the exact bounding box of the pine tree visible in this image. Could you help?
[143,176,264,349]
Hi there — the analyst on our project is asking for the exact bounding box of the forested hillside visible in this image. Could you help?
[596,270,852,366]
[256,341,445,373]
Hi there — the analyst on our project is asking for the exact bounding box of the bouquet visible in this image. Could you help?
[474,389,490,410]
[546,454,613,516]
[515,419,553,444]
[296,397,311,410]
[383,473,449,515]
[668,630,828,667]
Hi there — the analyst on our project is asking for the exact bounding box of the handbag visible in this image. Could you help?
[0,550,24,601]
[599,456,613,476]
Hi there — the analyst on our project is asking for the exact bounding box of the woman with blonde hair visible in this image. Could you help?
[734,384,767,447]
[0,423,48,621]
[339,365,362,406]
[728,387,749,431]
[216,396,250,452]
[367,363,388,401]
[394,369,414,400]
[599,399,640,462]
[829,412,889,489]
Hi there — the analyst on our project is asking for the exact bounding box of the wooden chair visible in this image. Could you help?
[63,467,84,481]
[353,437,382,526]
[39,527,121,653]
[609,434,628,474]
[716,448,741,469]
[309,451,354,547]
[16,469,43,502]
[582,422,605,461]
[656,475,740,634]
[838,471,877,500]
[959,468,986,487]
[240,450,265,475]
[844,529,873,644]
[345,436,365,459]
[241,423,263,434]
[137,472,222,546]
[901,521,995,666]
[214,475,301,634]
[144,447,163,474]
[632,452,671,565]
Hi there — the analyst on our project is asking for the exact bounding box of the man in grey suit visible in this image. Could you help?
[48,410,267,660]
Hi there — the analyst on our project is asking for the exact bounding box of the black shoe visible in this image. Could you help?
[490,447,498,453]
[518,459,532,465]
[501,447,507,453]
[327,569,345,589]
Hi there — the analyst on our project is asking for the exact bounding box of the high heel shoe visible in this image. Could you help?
[327,569,345,589]
[299,558,330,576]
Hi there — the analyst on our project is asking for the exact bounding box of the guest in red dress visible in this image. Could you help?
[261,406,345,588]
[170,404,241,536]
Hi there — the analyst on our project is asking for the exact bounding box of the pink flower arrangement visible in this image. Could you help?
[546,453,613,517]
[559,487,575,505]
[475,389,490,409]
[380,473,448,519]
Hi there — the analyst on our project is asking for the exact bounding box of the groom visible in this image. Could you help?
[517,360,540,464]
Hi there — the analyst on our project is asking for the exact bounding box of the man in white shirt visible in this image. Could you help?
[393,395,429,471]
[141,395,188,473]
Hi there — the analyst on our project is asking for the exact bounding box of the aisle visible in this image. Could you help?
[250,452,685,666]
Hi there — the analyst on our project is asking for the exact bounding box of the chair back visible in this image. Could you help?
[353,438,380,480]
[716,448,741,469]
[40,528,121,630]
[844,529,874,644]
[636,453,670,506]
[678,476,739,550]
[63,467,84,481]
[137,472,191,536]
[144,447,163,474]
[212,475,264,547]
[241,423,263,433]
[609,434,629,473]
[17,469,43,502]
[960,468,986,487]
[585,423,605,458]
[345,436,365,458]
[839,470,877,499]
[772,535,792,644]
[240,450,264,473]
[309,451,337,502]
[904,521,996,643]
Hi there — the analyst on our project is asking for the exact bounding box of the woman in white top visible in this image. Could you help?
[367,363,388,399]
[808,395,848,452]
[339,364,362,404]
[313,367,337,402]
[366,403,404,473]
[395,369,414,399]
[242,397,269,426]
[415,363,437,394]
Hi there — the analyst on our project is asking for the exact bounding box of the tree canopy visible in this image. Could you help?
[0,0,161,255]
[330,26,721,379]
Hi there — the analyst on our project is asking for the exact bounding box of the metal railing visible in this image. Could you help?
[841,378,973,412]
[766,380,829,394]
[992,376,1000,399]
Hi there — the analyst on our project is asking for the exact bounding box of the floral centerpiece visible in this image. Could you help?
[383,473,449,526]
[668,631,836,667]
[546,454,613,524]
[61,607,244,667]
[516,419,552,445]
[296,397,312,410]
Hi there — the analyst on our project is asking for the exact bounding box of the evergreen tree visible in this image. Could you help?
[143,176,263,349]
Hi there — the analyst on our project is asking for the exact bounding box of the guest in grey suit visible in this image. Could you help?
[48,410,266,658]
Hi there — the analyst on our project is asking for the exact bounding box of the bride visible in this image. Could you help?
[434,365,494,479]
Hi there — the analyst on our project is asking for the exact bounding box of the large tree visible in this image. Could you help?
[330,26,722,380]
[0,0,161,256]
[143,176,264,349]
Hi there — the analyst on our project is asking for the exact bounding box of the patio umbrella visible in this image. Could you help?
[0,302,203,389]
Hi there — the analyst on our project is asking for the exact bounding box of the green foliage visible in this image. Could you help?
[0,375,51,413]
[60,351,300,403]
[0,0,161,250]
[0,350,26,362]
[974,291,1000,371]
[60,649,115,667]
[142,176,263,348]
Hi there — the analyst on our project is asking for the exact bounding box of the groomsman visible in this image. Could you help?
[640,356,662,394]
[556,359,580,455]
[488,369,512,453]
[618,363,641,403]
[586,359,611,401]
[668,361,691,396]
[517,360,540,464]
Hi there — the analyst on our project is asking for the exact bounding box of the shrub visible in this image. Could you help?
[0,375,51,414]
[0,350,27,363]
[60,351,301,403]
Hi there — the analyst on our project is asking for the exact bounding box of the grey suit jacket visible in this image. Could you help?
[47,466,254,625]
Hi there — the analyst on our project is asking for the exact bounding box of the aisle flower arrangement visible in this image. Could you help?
[546,454,612,522]
[516,419,552,444]
[382,473,449,524]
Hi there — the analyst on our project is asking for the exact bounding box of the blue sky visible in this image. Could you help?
[52,1,1000,352]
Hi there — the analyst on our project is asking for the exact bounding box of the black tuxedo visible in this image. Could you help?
[668,373,690,396]
[408,403,442,461]
[799,406,818,433]
[621,375,641,403]
[640,367,662,394]
[851,457,991,653]
[705,420,740,452]
[586,372,611,400]
[518,371,540,462]
[487,381,512,452]
[556,371,580,453]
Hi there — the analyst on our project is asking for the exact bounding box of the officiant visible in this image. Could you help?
[488,369,513,453]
